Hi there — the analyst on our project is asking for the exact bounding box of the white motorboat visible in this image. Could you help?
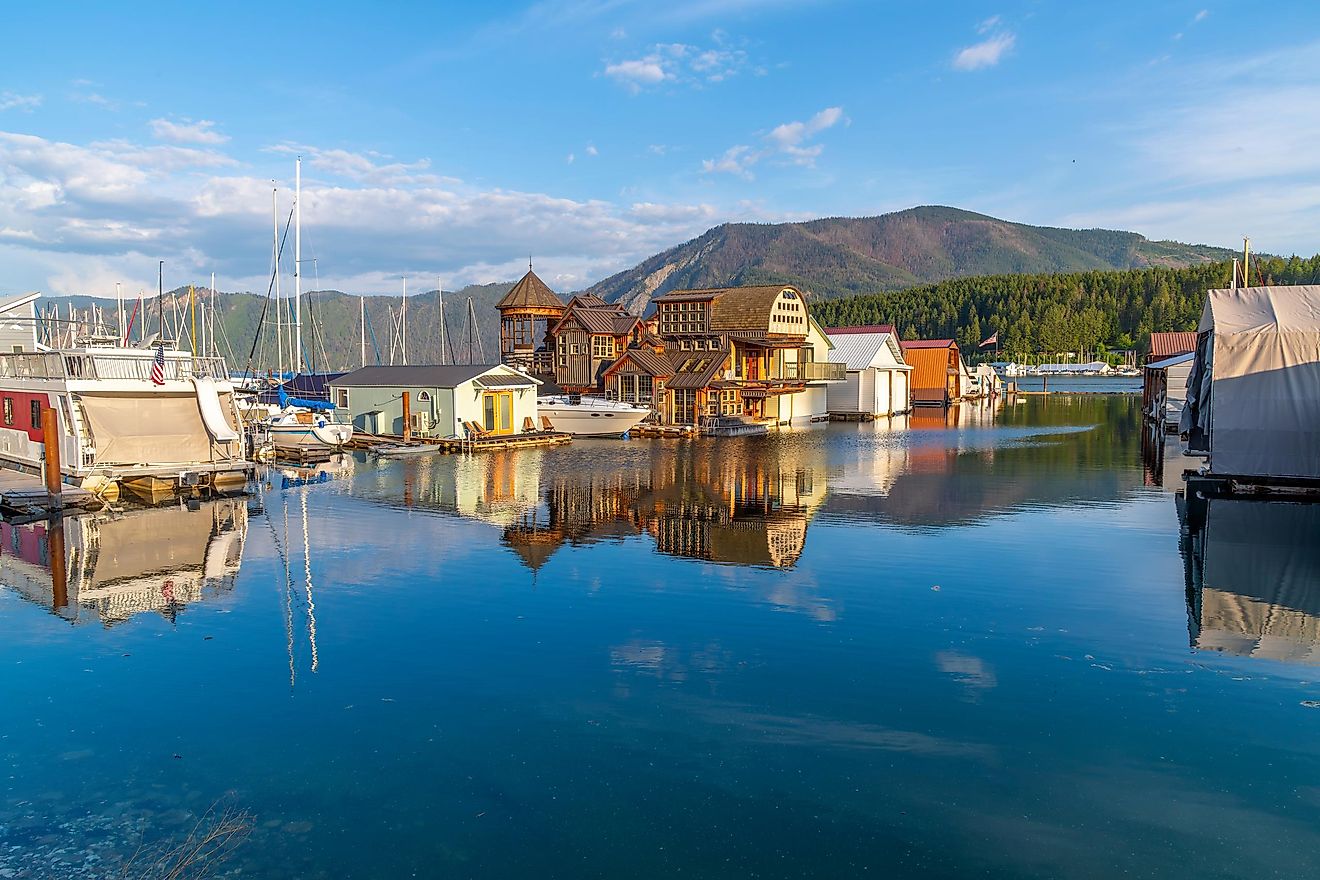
[536,395,650,437]
[266,389,354,453]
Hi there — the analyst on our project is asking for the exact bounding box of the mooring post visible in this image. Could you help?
[40,406,63,510]
[402,391,412,443]
[49,518,67,609]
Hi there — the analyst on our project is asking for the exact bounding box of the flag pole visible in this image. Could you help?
[157,261,164,341]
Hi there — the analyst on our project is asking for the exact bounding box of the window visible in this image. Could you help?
[337,389,349,408]
[30,400,40,430]
[417,390,431,402]
[3,398,12,426]
[569,343,579,355]
[592,336,614,359]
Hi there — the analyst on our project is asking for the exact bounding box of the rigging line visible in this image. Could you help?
[263,488,298,688]
[365,303,383,365]
[240,204,296,388]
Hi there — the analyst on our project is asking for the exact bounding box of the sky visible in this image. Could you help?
[2,0,1319,298]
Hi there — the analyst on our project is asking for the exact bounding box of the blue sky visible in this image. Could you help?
[2,0,1318,297]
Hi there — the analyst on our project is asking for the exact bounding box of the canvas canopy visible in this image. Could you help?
[78,392,240,467]
[1180,285,1320,479]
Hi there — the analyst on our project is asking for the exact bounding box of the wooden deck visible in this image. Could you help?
[346,431,573,453]
[0,469,99,516]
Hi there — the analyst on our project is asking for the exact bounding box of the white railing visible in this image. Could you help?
[0,352,230,382]
[769,362,846,381]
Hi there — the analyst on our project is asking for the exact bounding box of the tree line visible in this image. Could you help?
[809,254,1320,357]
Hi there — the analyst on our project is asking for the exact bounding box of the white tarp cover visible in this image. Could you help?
[1190,285,1320,479]
[79,393,237,467]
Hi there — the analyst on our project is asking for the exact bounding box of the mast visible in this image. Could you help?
[1243,237,1251,287]
[157,261,164,343]
[437,277,447,365]
[190,284,196,354]
[294,156,303,374]
[115,282,124,344]
[401,276,408,366]
[273,184,283,377]
[360,296,366,367]
[210,271,216,357]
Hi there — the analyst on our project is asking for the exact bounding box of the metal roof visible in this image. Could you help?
[1148,331,1198,360]
[899,339,957,350]
[826,331,909,371]
[827,324,897,336]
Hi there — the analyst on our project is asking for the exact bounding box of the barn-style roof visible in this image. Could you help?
[653,285,805,332]
[496,269,566,312]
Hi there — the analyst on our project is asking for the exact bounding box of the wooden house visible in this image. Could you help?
[550,295,643,392]
[496,268,565,375]
[899,339,964,406]
[601,285,844,425]
[330,364,540,438]
[824,325,912,416]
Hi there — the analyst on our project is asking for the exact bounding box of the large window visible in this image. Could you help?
[617,374,655,404]
[592,335,614,359]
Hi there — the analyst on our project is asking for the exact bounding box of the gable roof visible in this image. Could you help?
[564,293,609,309]
[331,364,538,388]
[827,331,909,371]
[556,306,640,336]
[665,341,731,388]
[900,338,957,350]
[496,269,566,311]
[1148,331,1198,360]
[605,346,675,379]
[828,324,897,336]
[902,346,958,393]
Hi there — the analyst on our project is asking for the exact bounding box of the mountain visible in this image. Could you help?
[585,206,1238,313]
[41,283,511,374]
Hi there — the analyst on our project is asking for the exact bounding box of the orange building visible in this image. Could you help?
[899,339,964,406]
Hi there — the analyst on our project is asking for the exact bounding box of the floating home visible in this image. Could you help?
[550,295,643,392]
[0,291,253,495]
[1146,331,1197,364]
[1181,285,1320,485]
[823,325,912,417]
[899,339,965,406]
[600,285,844,425]
[329,364,540,438]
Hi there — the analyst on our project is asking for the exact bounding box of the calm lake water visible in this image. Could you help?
[2,396,1319,879]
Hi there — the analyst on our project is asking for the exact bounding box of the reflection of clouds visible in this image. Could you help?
[609,639,734,690]
[936,651,998,702]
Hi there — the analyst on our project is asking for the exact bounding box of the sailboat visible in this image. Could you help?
[264,157,354,454]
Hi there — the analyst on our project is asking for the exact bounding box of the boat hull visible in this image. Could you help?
[268,422,353,451]
[537,405,649,437]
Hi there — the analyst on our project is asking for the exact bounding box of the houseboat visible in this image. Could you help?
[0,309,254,496]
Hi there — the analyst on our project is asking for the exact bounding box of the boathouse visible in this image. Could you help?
[1146,331,1197,364]
[496,268,565,375]
[899,339,964,406]
[601,285,843,425]
[1181,285,1320,482]
[1142,353,1193,432]
[330,364,540,438]
[824,325,912,417]
[549,295,643,392]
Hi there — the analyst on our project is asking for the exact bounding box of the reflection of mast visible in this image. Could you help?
[301,490,319,673]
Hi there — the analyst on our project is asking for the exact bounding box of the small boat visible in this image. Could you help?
[266,387,354,453]
[536,395,650,437]
[371,442,443,457]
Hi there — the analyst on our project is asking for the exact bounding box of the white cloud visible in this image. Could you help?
[566,152,575,164]
[150,117,229,145]
[0,92,42,112]
[585,144,599,156]
[704,106,846,177]
[952,31,1016,71]
[977,15,1001,34]
[1194,9,1209,23]
[602,37,753,93]
[0,129,747,296]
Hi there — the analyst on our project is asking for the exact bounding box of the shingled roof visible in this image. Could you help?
[496,269,566,312]
[653,285,805,332]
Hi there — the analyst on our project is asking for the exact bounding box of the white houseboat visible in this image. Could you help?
[0,292,254,496]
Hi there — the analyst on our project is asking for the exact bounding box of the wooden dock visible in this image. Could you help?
[631,424,696,439]
[0,469,99,516]
[346,431,572,453]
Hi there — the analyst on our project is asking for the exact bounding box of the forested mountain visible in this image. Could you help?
[42,283,511,374]
[811,254,1320,357]
[585,206,1237,313]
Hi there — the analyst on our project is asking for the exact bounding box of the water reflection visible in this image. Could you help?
[1180,497,1320,665]
[0,498,248,626]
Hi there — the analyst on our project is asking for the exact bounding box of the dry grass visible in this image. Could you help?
[121,798,254,880]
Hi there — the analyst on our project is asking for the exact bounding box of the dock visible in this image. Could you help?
[0,469,100,517]
[346,431,573,453]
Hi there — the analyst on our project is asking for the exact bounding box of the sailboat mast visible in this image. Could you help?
[401,276,408,366]
[437,277,446,366]
[210,271,216,357]
[360,296,366,367]
[294,156,303,374]
[273,184,283,377]
[115,282,124,344]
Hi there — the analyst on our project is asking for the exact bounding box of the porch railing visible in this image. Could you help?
[768,361,846,381]
[0,352,231,382]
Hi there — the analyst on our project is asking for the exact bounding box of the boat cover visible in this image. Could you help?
[78,392,239,467]
[278,386,336,411]
[1180,285,1320,479]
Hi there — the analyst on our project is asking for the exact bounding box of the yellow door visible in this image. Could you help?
[483,391,514,435]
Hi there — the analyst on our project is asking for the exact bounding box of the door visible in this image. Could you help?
[483,391,514,435]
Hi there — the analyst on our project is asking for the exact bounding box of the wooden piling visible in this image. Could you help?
[40,406,62,508]
[402,391,412,443]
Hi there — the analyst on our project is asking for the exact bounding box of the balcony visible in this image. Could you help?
[0,351,231,383]
[768,361,846,382]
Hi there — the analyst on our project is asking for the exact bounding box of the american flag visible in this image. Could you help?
[150,342,166,385]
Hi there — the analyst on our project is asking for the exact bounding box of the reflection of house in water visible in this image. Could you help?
[0,499,248,625]
[501,439,829,570]
[1180,497,1320,665]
